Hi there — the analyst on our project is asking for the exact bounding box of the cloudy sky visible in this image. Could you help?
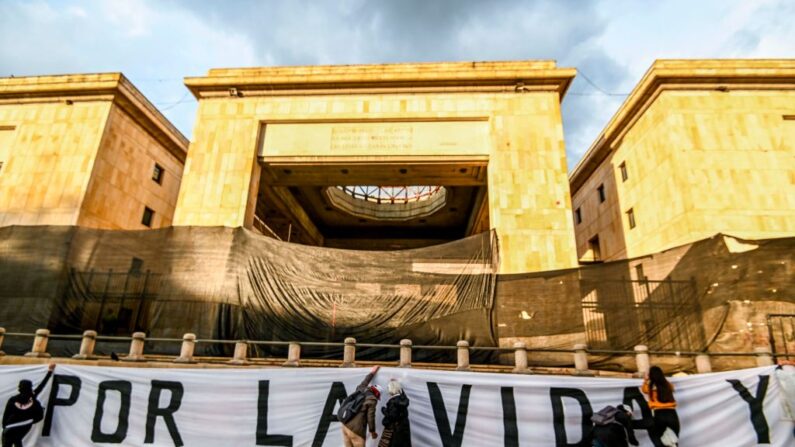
[2,0,794,170]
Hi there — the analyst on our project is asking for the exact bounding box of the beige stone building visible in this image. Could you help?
[174,61,579,273]
[0,73,188,229]
[570,60,795,263]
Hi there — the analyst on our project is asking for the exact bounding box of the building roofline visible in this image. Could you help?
[0,73,189,162]
[569,59,795,194]
[184,60,576,100]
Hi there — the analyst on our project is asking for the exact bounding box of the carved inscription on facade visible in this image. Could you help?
[330,125,414,151]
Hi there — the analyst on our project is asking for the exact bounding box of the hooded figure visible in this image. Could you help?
[2,363,55,447]
[341,366,381,447]
[378,380,411,447]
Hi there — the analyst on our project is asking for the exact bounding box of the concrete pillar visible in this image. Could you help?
[283,343,301,367]
[573,343,590,375]
[174,333,197,363]
[341,337,356,368]
[72,330,97,360]
[228,341,249,365]
[512,342,530,374]
[456,340,471,371]
[399,339,412,368]
[695,353,712,373]
[123,332,146,362]
[25,329,51,358]
[0,327,5,356]
[754,346,774,367]
[634,345,650,377]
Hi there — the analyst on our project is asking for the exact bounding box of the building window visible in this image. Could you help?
[575,207,582,224]
[619,161,628,182]
[0,161,3,173]
[141,207,154,227]
[627,208,636,229]
[152,163,164,184]
[588,235,601,261]
[635,263,646,282]
[129,257,143,274]
[597,184,606,203]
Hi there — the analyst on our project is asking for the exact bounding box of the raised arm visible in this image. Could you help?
[33,363,55,397]
[356,365,380,392]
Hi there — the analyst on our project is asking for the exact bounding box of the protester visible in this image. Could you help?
[378,379,411,447]
[589,404,638,447]
[2,363,56,447]
[642,366,679,446]
[340,365,381,447]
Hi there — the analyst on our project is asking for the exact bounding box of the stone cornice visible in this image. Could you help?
[569,59,795,194]
[0,73,188,162]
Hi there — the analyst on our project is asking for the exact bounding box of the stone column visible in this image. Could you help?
[512,342,530,374]
[573,343,591,375]
[123,332,146,362]
[174,333,197,363]
[25,329,51,358]
[0,327,5,356]
[341,338,356,368]
[283,343,301,367]
[399,339,412,368]
[228,341,249,365]
[695,353,712,373]
[72,330,97,360]
[456,340,471,371]
[634,345,650,377]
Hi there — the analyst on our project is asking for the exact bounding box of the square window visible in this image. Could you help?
[575,207,582,224]
[141,207,154,227]
[619,161,628,182]
[152,163,164,184]
[597,184,606,203]
[627,208,636,229]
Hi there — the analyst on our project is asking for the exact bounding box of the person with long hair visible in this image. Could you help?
[642,366,679,445]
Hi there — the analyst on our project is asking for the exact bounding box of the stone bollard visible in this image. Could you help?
[123,332,146,362]
[399,339,412,368]
[228,341,249,365]
[754,346,774,367]
[573,344,592,376]
[456,340,471,371]
[0,327,5,356]
[695,353,712,373]
[72,330,98,360]
[283,343,301,367]
[25,329,51,358]
[634,345,650,377]
[341,338,357,368]
[512,342,530,374]
[174,333,197,363]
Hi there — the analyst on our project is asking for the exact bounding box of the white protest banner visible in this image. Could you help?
[0,364,792,446]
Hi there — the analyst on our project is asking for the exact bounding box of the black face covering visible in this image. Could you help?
[18,380,33,399]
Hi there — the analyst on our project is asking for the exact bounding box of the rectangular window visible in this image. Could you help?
[783,115,795,120]
[627,208,636,229]
[0,161,3,173]
[588,235,601,261]
[152,163,164,184]
[597,184,606,203]
[575,207,582,224]
[619,161,628,182]
[635,264,646,282]
[129,257,143,274]
[141,207,154,227]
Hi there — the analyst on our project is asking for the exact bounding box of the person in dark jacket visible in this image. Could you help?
[2,363,55,447]
[341,365,381,447]
[378,379,410,447]
[590,405,638,447]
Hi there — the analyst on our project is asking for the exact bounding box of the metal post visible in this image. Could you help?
[283,342,301,367]
[754,346,774,367]
[174,333,196,363]
[73,330,97,360]
[695,353,712,373]
[228,341,249,365]
[0,327,5,356]
[512,342,530,374]
[341,337,356,368]
[456,340,471,371]
[25,329,51,358]
[123,332,146,362]
[634,345,650,377]
[573,343,591,376]
[399,339,412,368]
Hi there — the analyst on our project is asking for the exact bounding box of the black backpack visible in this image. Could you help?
[591,405,620,426]
[337,390,366,424]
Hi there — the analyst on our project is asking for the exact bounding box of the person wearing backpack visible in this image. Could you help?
[339,365,382,447]
[589,404,638,447]
[642,366,679,447]
[378,379,411,447]
[2,363,55,447]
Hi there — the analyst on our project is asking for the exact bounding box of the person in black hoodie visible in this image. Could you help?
[2,363,55,447]
[589,404,638,447]
[378,379,410,447]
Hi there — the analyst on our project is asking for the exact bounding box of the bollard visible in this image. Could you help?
[399,339,412,368]
[283,343,301,367]
[25,329,51,358]
[122,332,146,362]
[341,337,357,368]
[634,345,650,377]
[174,333,197,363]
[512,342,530,374]
[573,344,592,376]
[0,327,5,356]
[456,340,471,371]
[72,330,98,360]
[695,353,712,373]
[754,346,774,367]
[228,341,249,365]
